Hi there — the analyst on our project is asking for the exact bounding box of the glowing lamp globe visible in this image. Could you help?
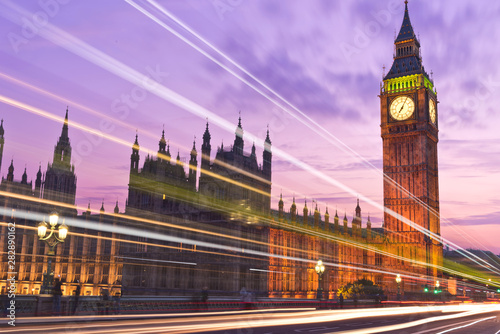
[49,212,59,227]
[37,221,47,238]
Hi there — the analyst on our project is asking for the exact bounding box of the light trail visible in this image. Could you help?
[0,209,406,280]
[0,2,383,211]
[435,316,496,334]
[3,204,498,290]
[0,190,432,281]
[249,268,295,274]
[125,0,500,274]
[1,182,499,287]
[0,156,426,276]
[115,256,196,266]
[0,95,272,199]
[125,0,437,226]
[0,71,276,195]
[0,71,134,133]
[0,71,278,197]
[0,221,270,265]
[0,1,499,278]
[5,304,500,334]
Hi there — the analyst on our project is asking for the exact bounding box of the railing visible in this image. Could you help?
[4,295,476,317]
[2,296,387,316]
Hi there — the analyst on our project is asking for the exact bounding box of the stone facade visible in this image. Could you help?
[380,1,443,280]
[0,2,442,300]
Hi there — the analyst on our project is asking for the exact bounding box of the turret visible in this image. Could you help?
[334,210,339,233]
[278,193,284,221]
[303,200,308,226]
[34,165,42,198]
[233,115,244,156]
[314,203,320,229]
[324,207,330,231]
[21,167,28,184]
[367,214,372,241]
[263,128,272,180]
[158,129,167,158]
[353,199,362,237]
[166,142,171,162]
[176,150,181,165]
[290,197,297,223]
[355,198,361,218]
[131,134,140,172]
[188,139,197,190]
[114,201,120,214]
[52,107,72,170]
[85,202,91,217]
[201,122,211,170]
[343,212,348,236]
[7,160,14,182]
[41,108,77,204]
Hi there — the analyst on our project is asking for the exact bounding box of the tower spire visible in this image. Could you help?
[384,0,425,81]
[233,114,244,155]
[395,0,415,43]
[61,106,69,140]
[7,159,14,182]
[159,128,166,154]
[52,107,72,169]
[130,133,140,172]
[201,121,211,167]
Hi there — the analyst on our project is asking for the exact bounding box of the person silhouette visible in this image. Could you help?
[52,278,63,315]
[72,281,81,315]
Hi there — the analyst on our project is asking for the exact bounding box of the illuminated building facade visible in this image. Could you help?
[0,2,443,299]
[380,1,443,280]
[268,198,386,299]
[125,116,271,220]
[0,111,122,297]
[121,117,272,295]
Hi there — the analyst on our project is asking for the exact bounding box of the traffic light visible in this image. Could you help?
[424,286,429,292]
[497,288,500,293]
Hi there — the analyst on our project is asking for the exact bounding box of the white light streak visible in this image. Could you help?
[0,1,498,277]
[115,256,196,266]
[125,0,500,274]
[435,316,496,334]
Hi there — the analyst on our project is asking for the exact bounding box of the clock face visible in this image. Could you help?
[429,99,436,124]
[390,96,415,121]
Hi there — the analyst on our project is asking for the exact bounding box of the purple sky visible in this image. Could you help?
[1,0,499,254]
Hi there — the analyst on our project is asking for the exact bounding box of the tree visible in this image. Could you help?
[337,278,383,299]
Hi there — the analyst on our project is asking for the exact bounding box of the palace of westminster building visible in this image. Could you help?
[0,2,442,298]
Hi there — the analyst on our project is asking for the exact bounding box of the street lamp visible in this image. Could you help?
[395,274,402,301]
[37,212,68,294]
[315,259,325,300]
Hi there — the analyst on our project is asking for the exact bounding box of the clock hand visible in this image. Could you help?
[399,97,409,114]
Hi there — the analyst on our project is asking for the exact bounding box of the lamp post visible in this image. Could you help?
[37,212,68,294]
[315,259,325,300]
[395,274,402,301]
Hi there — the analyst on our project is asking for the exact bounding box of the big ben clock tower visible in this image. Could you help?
[380,1,442,279]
